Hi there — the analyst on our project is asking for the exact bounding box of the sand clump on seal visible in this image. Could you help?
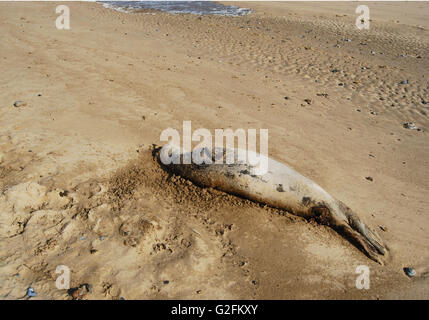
[157,144,388,264]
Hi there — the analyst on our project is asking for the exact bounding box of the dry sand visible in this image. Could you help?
[0,1,428,299]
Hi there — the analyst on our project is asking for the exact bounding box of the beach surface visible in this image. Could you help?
[0,1,428,299]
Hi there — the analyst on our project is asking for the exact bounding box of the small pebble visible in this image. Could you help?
[365,176,373,182]
[399,80,408,85]
[13,100,27,108]
[26,287,37,297]
[69,288,80,300]
[68,283,92,300]
[403,267,416,277]
[316,93,328,97]
[403,122,418,130]
[84,283,93,292]
[59,190,68,197]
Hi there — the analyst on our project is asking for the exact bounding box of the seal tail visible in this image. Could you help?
[337,202,387,264]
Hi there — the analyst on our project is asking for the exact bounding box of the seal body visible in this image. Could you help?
[158,145,387,264]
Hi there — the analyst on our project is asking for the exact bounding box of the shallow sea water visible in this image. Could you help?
[101,1,252,16]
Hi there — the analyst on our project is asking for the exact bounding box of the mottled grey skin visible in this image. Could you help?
[158,146,387,264]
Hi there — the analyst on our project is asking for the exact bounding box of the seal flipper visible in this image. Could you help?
[339,223,386,265]
[310,203,387,264]
[347,213,386,255]
[337,202,387,264]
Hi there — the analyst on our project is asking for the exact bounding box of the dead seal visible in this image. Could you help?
[157,144,387,264]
